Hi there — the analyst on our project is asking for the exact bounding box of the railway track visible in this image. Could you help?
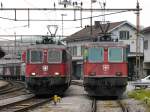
[0,96,50,112]
[91,98,97,112]
[0,81,28,101]
[71,80,83,86]
[117,100,129,112]
[92,98,129,112]
[71,80,130,112]
[0,81,25,95]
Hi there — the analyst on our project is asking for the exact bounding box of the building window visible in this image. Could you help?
[69,47,73,56]
[70,46,77,56]
[127,45,130,53]
[81,46,85,56]
[77,46,81,56]
[73,46,77,56]
[144,40,148,50]
[119,31,129,40]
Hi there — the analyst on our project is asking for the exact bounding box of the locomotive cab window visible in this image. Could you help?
[88,47,103,63]
[48,49,62,63]
[108,47,123,62]
[30,50,43,63]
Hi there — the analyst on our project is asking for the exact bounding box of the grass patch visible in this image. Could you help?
[128,89,150,111]
[128,89,150,101]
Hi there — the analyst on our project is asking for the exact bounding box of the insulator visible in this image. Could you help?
[54,2,56,8]
[75,2,77,5]
[64,4,66,8]
[81,2,83,6]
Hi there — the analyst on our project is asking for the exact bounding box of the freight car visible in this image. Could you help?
[24,44,72,95]
[0,58,23,80]
[83,42,128,97]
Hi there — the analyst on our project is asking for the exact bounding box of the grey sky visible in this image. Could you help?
[0,0,149,40]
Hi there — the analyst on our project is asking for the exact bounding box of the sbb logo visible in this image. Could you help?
[102,64,110,72]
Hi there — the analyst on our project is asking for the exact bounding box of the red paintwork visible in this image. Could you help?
[83,46,128,77]
[21,51,26,62]
[25,47,70,78]
[84,62,128,77]
[25,63,66,77]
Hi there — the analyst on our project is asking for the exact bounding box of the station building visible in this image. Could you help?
[142,27,150,76]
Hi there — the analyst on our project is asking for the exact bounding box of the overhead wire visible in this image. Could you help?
[4,10,129,21]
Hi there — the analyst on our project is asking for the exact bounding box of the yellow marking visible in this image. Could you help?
[52,95,62,105]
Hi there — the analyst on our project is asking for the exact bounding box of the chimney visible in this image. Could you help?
[95,21,100,29]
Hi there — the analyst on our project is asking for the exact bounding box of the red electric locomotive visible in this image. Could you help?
[83,42,128,97]
[24,44,72,95]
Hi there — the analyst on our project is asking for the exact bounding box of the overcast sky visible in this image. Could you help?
[0,0,149,40]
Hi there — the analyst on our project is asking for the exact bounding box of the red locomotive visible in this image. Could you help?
[83,42,128,97]
[23,44,72,95]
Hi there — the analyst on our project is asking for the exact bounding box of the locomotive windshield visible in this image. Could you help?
[30,50,43,63]
[48,49,62,63]
[108,47,123,62]
[88,47,104,63]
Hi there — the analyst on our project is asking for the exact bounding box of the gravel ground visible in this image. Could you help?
[95,83,147,112]
[64,84,88,96]
[27,82,149,112]
[28,96,92,112]
[123,82,148,112]
[122,98,147,112]
[28,85,92,112]
[96,100,122,112]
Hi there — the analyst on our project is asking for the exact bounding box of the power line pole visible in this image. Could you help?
[90,0,93,35]
[61,14,67,39]
[14,32,16,56]
[136,0,140,79]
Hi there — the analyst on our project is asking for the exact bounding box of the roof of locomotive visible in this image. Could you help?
[83,42,127,47]
[26,44,66,49]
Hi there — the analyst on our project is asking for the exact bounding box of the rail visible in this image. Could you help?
[71,80,83,86]
[91,98,96,112]
[0,81,25,95]
[117,100,129,112]
[0,96,50,112]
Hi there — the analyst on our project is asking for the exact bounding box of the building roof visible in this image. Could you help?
[63,21,135,42]
[142,26,150,34]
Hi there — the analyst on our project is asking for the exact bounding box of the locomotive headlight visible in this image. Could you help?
[54,72,60,76]
[116,72,122,76]
[31,73,36,76]
[42,65,48,72]
[89,72,96,76]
